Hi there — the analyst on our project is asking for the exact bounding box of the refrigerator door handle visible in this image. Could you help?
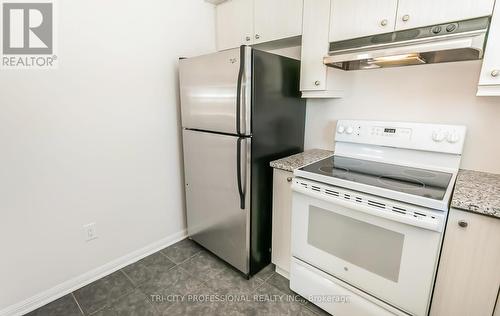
[236,46,245,136]
[236,45,251,136]
[237,137,246,210]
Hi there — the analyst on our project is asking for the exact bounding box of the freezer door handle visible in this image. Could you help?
[237,137,246,209]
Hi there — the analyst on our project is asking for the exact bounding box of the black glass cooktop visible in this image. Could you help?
[299,156,453,200]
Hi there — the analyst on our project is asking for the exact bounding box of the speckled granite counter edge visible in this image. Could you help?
[270,149,334,172]
[451,169,500,220]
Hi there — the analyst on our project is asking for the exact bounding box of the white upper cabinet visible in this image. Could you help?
[216,0,254,51]
[300,0,344,98]
[254,0,303,44]
[301,0,330,91]
[216,0,303,51]
[330,0,398,42]
[478,2,500,96]
[396,0,496,30]
[329,0,495,42]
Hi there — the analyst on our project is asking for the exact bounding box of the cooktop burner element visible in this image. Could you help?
[319,166,334,173]
[377,175,425,190]
[299,156,453,200]
[319,165,348,174]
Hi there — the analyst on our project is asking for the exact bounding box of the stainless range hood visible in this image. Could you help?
[324,17,490,71]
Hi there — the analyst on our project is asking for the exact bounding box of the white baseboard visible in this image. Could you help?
[0,230,187,316]
[275,266,290,280]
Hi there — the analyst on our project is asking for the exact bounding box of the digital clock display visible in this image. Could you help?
[384,128,396,134]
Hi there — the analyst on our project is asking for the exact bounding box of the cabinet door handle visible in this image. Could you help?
[245,36,251,42]
[402,14,410,22]
[255,34,261,40]
[287,177,293,183]
[492,69,499,77]
[458,220,468,228]
[380,19,388,27]
[314,80,321,86]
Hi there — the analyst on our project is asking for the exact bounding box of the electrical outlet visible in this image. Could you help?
[83,223,98,242]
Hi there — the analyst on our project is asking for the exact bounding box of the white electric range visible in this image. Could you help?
[290,120,467,316]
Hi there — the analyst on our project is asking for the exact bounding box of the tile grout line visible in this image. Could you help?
[88,285,137,316]
[120,268,138,288]
[71,292,85,316]
[169,245,276,291]
[162,247,203,265]
[121,255,179,289]
[303,303,327,316]
[136,287,162,315]
[88,305,108,316]
[264,274,315,309]
[159,265,222,316]
[132,244,198,308]
[176,249,275,293]
[177,265,198,279]
[119,245,196,308]
[259,278,321,314]
[140,263,207,315]
[138,285,158,307]
[264,275,294,297]
[257,267,276,283]
[89,272,138,316]
[176,264,218,291]
[157,247,177,263]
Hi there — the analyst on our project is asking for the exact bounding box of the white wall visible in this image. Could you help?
[0,0,216,311]
[305,61,500,174]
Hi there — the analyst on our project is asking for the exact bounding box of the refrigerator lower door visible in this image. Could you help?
[179,47,252,136]
[183,129,251,274]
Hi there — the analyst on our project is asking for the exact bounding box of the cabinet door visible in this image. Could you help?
[300,0,330,91]
[430,209,500,316]
[216,0,254,51]
[396,0,495,31]
[329,0,398,42]
[271,169,294,276]
[478,3,500,93]
[254,0,303,44]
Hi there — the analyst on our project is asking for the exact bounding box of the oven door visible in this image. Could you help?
[291,180,444,316]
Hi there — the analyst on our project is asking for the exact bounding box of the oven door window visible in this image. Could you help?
[308,206,404,282]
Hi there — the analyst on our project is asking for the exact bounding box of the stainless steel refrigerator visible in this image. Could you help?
[179,46,306,277]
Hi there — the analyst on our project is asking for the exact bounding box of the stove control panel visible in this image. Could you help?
[337,124,412,139]
[335,120,467,155]
[370,126,412,139]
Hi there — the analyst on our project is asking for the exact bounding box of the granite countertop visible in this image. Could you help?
[270,149,333,172]
[451,169,500,219]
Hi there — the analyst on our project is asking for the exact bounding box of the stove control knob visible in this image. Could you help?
[337,125,345,134]
[432,131,446,142]
[432,26,442,34]
[346,126,354,134]
[446,23,457,33]
[447,132,460,144]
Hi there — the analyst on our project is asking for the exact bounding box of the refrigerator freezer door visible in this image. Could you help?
[183,129,251,274]
[179,47,252,136]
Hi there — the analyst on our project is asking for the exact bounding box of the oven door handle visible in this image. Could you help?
[292,184,443,232]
